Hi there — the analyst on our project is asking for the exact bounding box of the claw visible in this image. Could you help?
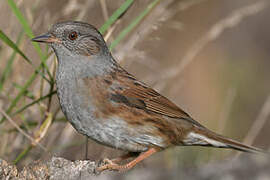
[103,158,114,164]
[96,158,120,172]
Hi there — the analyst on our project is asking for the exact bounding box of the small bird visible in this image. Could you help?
[32,21,267,172]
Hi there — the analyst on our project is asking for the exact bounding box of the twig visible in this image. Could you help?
[0,108,47,151]
[46,55,57,113]
[241,95,270,144]
[104,20,119,42]
[76,0,94,21]
[160,0,268,82]
[100,0,109,21]
[217,88,237,133]
[234,94,270,159]
[115,0,207,62]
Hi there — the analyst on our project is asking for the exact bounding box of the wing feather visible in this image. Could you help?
[111,70,191,119]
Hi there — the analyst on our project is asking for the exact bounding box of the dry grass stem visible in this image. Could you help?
[217,88,237,133]
[0,108,47,151]
[234,94,270,159]
[243,95,270,144]
[100,0,109,21]
[1,0,269,174]
[161,0,268,81]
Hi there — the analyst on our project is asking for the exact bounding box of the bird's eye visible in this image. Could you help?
[68,31,78,40]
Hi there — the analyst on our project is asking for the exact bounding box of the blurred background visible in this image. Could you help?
[0,0,270,179]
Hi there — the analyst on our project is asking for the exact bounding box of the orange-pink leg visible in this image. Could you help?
[97,148,158,172]
[105,152,138,164]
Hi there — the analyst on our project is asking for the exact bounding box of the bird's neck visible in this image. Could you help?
[56,53,118,79]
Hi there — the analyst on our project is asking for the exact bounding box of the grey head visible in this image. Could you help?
[32,21,112,62]
[32,21,117,76]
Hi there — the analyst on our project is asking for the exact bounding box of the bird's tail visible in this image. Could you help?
[184,127,268,155]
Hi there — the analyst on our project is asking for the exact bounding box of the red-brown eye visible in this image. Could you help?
[68,31,78,40]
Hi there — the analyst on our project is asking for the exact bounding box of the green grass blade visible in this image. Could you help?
[1,0,135,123]
[0,31,24,92]
[12,90,56,115]
[0,30,31,64]
[6,0,53,81]
[99,0,134,34]
[110,0,160,50]
[6,0,33,38]
[0,62,50,124]
[13,145,32,164]
[7,121,37,133]
[0,29,51,86]
[12,83,35,100]
[1,0,158,124]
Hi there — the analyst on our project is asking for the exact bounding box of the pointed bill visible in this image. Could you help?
[32,33,61,43]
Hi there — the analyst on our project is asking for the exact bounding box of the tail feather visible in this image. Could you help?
[184,128,268,155]
[220,137,265,154]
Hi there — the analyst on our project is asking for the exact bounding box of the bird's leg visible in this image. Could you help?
[97,148,158,172]
[102,152,139,165]
[85,137,88,159]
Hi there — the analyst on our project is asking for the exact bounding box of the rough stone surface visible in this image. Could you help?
[0,156,270,180]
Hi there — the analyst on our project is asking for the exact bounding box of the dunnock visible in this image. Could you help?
[32,21,267,172]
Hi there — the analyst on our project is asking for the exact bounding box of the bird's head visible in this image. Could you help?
[32,21,109,58]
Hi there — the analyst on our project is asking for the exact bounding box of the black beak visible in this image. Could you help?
[32,33,61,43]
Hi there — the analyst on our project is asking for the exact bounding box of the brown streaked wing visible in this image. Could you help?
[113,71,192,120]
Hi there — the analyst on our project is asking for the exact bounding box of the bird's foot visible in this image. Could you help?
[96,148,158,173]
[96,158,123,172]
